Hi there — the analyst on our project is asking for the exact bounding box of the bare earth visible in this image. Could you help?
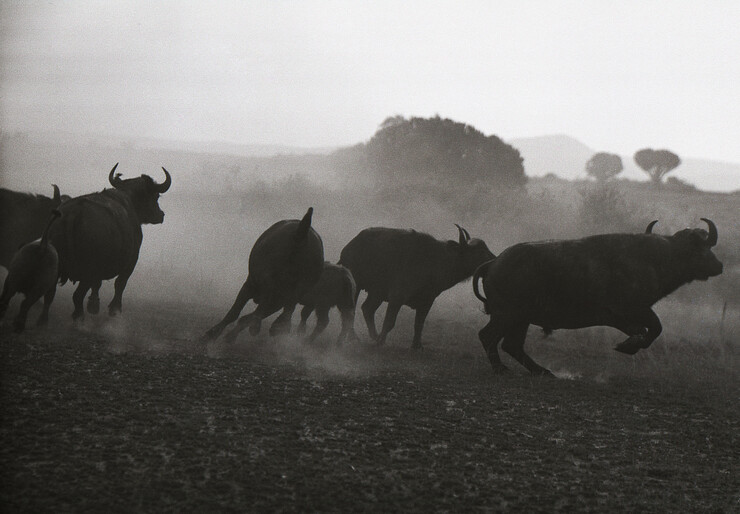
[1,300,738,512]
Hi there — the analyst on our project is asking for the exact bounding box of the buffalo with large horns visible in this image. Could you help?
[473,219,723,375]
[44,163,172,322]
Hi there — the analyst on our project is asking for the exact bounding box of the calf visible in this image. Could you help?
[0,210,61,331]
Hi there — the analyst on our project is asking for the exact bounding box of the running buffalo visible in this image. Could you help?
[339,225,494,348]
[0,184,65,269]
[203,208,324,343]
[47,163,171,320]
[473,219,723,376]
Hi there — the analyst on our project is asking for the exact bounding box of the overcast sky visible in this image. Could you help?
[1,0,739,163]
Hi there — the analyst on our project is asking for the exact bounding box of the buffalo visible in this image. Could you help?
[0,184,65,269]
[46,163,171,321]
[339,225,494,348]
[296,262,357,344]
[473,219,723,376]
[0,210,61,331]
[203,208,324,343]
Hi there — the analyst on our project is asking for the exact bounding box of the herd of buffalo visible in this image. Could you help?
[0,165,724,375]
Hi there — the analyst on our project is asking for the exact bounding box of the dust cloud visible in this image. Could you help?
[1,133,738,380]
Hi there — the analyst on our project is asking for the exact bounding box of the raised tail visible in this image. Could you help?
[472,259,494,314]
[295,207,314,242]
[39,209,62,252]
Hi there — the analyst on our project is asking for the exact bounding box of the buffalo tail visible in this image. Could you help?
[472,259,494,314]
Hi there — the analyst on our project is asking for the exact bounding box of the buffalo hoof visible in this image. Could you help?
[71,309,84,322]
[489,363,509,375]
[223,329,239,344]
[533,368,556,378]
[614,335,648,355]
[200,325,222,342]
[12,319,26,333]
[108,306,121,317]
[249,319,262,336]
[87,297,100,315]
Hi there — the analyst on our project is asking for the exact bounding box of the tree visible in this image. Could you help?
[633,148,681,184]
[585,152,623,182]
[364,115,526,190]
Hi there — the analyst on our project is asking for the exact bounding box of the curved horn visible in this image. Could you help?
[645,220,658,234]
[455,224,470,245]
[700,218,718,246]
[51,184,60,203]
[108,163,121,187]
[155,167,172,193]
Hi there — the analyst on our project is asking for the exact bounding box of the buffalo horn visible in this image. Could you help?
[156,167,172,193]
[455,224,470,245]
[108,163,122,187]
[700,218,718,246]
[645,220,658,234]
[52,184,60,203]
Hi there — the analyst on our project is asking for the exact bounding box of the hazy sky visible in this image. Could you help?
[2,0,739,162]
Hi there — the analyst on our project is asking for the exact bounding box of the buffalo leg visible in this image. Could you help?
[72,282,92,320]
[270,303,295,336]
[202,278,255,341]
[36,285,57,326]
[108,271,132,316]
[297,304,314,336]
[411,301,433,349]
[478,317,510,373]
[613,309,663,355]
[0,279,13,320]
[501,322,553,376]
[223,300,282,344]
[308,306,330,342]
[361,293,384,341]
[87,281,102,314]
[14,295,39,332]
[376,299,403,346]
[336,305,357,345]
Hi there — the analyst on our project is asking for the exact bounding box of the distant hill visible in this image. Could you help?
[508,134,740,193]
[15,130,335,157]
[4,129,739,193]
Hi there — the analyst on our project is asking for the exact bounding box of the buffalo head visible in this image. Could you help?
[651,218,723,281]
[455,224,495,274]
[108,163,171,224]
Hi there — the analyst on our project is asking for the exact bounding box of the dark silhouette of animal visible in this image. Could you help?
[473,219,723,376]
[0,184,65,269]
[203,208,324,343]
[339,225,495,348]
[0,210,61,331]
[296,262,357,344]
[46,163,171,321]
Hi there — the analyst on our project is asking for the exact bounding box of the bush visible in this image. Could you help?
[578,183,641,234]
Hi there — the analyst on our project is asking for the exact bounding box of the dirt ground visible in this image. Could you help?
[1,298,738,513]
